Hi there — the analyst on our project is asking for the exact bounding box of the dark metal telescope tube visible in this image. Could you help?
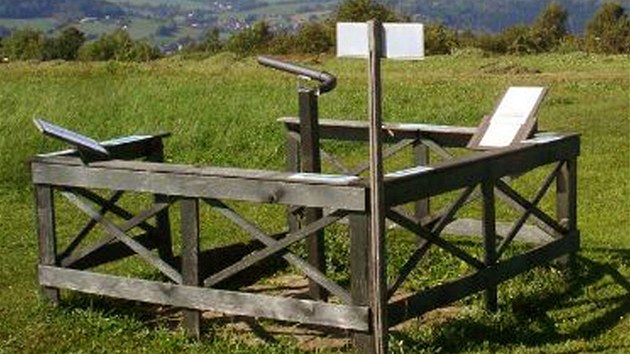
[257,56,337,94]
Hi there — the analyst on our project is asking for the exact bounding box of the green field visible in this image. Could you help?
[0,52,628,353]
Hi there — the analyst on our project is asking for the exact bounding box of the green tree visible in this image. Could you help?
[44,27,85,60]
[424,22,459,55]
[224,22,273,56]
[530,2,568,52]
[585,2,630,54]
[79,29,159,62]
[292,22,334,54]
[332,0,407,23]
[2,28,45,60]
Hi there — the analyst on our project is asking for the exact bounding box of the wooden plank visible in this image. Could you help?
[38,266,369,331]
[556,159,579,270]
[413,140,430,222]
[350,213,374,351]
[61,191,183,284]
[181,198,201,338]
[58,190,125,262]
[496,162,562,257]
[385,134,580,206]
[299,88,327,301]
[351,139,415,176]
[147,141,174,263]
[37,134,170,161]
[205,199,352,304]
[204,209,349,287]
[35,185,59,304]
[386,209,485,269]
[61,201,171,268]
[286,130,300,232]
[32,162,367,211]
[388,232,579,326]
[481,181,497,312]
[279,118,476,147]
[367,20,388,354]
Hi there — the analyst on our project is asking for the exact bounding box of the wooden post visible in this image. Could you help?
[481,181,498,312]
[350,213,374,352]
[286,130,300,233]
[413,140,430,222]
[367,19,388,354]
[148,139,174,263]
[556,159,578,271]
[35,184,60,304]
[181,198,201,338]
[299,88,327,301]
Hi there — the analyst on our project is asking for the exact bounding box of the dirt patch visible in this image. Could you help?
[480,62,542,74]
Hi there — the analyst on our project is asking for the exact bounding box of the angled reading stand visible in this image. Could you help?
[467,87,547,150]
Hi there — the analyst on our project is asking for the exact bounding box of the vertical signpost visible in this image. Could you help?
[338,21,424,354]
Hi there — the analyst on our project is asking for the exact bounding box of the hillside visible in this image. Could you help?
[0,0,628,45]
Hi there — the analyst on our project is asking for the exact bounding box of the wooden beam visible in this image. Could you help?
[481,181,497,312]
[367,19,388,354]
[349,213,374,351]
[32,161,367,211]
[181,198,201,338]
[279,118,476,147]
[388,233,579,326]
[35,185,59,304]
[38,266,370,331]
[385,135,580,206]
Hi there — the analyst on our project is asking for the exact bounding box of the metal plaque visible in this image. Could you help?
[33,118,109,156]
[337,22,424,60]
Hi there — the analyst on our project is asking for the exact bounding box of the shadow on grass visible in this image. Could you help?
[390,249,630,352]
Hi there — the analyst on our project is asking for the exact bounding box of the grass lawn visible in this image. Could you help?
[0,52,628,353]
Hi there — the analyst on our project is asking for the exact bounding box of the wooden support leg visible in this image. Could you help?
[35,185,60,304]
[481,181,498,312]
[350,213,375,353]
[147,141,174,263]
[413,141,430,222]
[181,198,201,338]
[556,159,579,273]
[286,130,300,233]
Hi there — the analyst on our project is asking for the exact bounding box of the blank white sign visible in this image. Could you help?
[478,87,545,148]
[337,22,424,60]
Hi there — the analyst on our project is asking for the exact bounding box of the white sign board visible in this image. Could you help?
[337,22,424,60]
[470,86,546,149]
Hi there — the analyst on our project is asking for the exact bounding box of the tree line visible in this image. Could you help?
[0,0,628,62]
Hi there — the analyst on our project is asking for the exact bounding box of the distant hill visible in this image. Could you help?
[0,0,628,45]
[393,0,630,33]
[0,0,123,20]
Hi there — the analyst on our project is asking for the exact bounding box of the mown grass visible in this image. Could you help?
[0,52,628,353]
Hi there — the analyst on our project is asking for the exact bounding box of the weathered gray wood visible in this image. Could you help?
[320,147,353,174]
[68,187,155,233]
[481,181,497,312]
[204,199,352,304]
[388,232,579,326]
[279,117,476,147]
[204,209,349,287]
[35,185,59,304]
[495,180,566,236]
[441,219,554,245]
[419,138,453,160]
[496,162,562,257]
[38,266,369,331]
[298,88,327,301]
[386,134,580,206]
[60,191,183,284]
[286,130,301,232]
[432,185,477,235]
[62,233,157,270]
[556,158,579,270]
[386,209,485,269]
[368,19,388,354]
[58,190,124,262]
[350,213,374,352]
[351,139,415,176]
[32,161,367,211]
[181,198,201,338]
[147,141,175,263]
[413,140,430,222]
